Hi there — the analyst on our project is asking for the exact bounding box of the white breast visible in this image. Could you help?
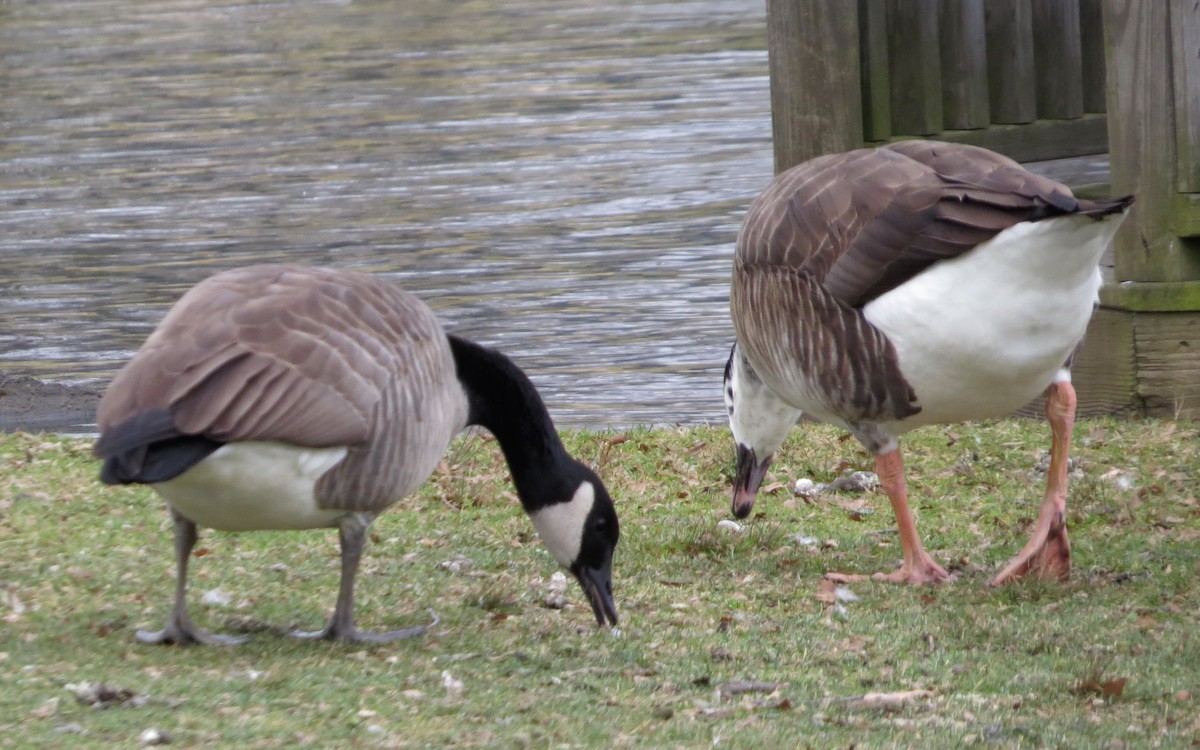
[863,213,1120,429]
[155,442,349,531]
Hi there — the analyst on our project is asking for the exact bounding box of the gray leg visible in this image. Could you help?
[137,507,249,646]
[291,512,434,643]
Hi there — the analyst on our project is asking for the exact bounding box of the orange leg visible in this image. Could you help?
[872,449,951,585]
[989,380,1074,586]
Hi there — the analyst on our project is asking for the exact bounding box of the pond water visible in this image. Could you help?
[1,0,774,429]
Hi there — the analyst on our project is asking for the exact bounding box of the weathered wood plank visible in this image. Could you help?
[939,0,990,129]
[1133,312,1200,419]
[1014,308,1139,418]
[766,0,863,173]
[1104,0,1200,281]
[859,0,892,141]
[984,0,1036,124]
[1171,0,1200,193]
[1032,0,1084,119]
[886,0,942,135]
[1101,280,1200,312]
[1072,308,1142,418]
[1079,0,1107,113]
[1174,193,1200,238]
[903,114,1108,162]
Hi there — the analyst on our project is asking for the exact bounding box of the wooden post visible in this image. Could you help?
[766,0,863,173]
[1103,0,1200,282]
[1092,0,1200,418]
[1172,1,1200,193]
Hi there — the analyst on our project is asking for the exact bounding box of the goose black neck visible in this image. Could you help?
[448,334,573,510]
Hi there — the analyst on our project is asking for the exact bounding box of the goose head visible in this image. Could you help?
[723,343,802,519]
[527,462,620,627]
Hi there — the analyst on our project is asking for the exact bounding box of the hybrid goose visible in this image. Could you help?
[95,264,619,644]
[724,140,1133,585]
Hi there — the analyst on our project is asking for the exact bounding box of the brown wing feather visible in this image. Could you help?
[738,141,1122,309]
[97,265,433,448]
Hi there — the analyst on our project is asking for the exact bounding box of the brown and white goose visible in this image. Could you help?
[95,264,619,644]
[724,140,1133,585]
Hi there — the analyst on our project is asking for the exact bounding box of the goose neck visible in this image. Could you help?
[447,335,571,509]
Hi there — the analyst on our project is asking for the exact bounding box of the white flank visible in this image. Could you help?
[529,481,595,568]
[155,441,348,531]
[863,212,1125,429]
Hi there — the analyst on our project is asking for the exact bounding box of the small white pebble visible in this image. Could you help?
[441,671,464,695]
[834,586,859,603]
[794,478,819,496]
[200,589,231,607]
[139,727,172,746]
[717,520,743,533]
[789,534,818,546]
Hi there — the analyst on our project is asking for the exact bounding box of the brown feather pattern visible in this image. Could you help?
[731,140,1132,425]
[97,265,467,513]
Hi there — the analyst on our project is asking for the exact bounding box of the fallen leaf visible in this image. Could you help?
[1073,677,1126,699]
[815,578,838,604]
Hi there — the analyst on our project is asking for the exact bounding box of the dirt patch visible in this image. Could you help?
[0,373,103,434]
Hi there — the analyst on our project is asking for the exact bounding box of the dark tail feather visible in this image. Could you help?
[1078,194,1135,219]
[95,409,223,484]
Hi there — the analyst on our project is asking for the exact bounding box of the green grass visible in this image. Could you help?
[1,419,1197,748]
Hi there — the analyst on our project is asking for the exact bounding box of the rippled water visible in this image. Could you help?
[0,0,773,428]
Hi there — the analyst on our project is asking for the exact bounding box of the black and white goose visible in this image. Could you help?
[724,140,1133,585]
[95,264,619,644]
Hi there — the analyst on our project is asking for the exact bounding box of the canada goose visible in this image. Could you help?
[95,264,619,644]
[724,140,1133,585]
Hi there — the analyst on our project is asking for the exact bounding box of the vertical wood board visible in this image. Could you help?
[859,0,893,141]
[766,0,863,173]
[886,0,943,135]
[1079,0,1108,113]
[984,0,1037,124]
[1104,0,1191,281]
[1032,0,1084,119]
[939,0,991,129]
[1171,0,1200,193]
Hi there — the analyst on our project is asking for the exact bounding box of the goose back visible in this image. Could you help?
[96,265,467,513]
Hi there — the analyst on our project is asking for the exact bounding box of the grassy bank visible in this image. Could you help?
[1,418,1197,748]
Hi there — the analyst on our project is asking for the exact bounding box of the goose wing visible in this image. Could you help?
[96,265,445,450]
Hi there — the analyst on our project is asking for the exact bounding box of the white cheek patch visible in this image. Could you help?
[529,481,595,568]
